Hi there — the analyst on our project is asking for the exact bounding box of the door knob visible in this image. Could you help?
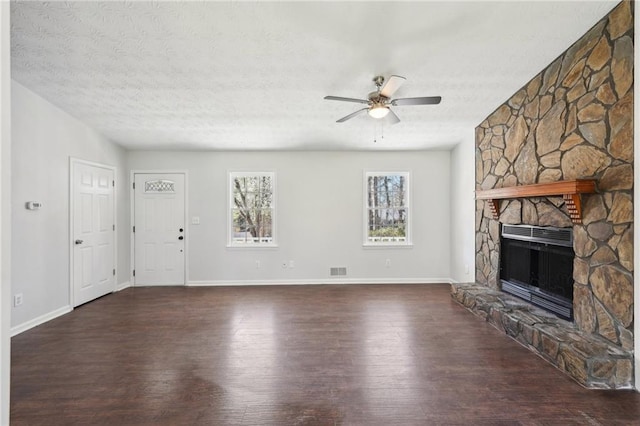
[75,239,84,245]
[178,236,184,240]
[179,228,184,232]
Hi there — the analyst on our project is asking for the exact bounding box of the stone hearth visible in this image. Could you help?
[457,1,635,389]
[452,283,633,389]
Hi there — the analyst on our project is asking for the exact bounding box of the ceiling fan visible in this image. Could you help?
[324,75,442,124]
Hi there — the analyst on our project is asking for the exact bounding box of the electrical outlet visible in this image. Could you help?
[465,264,470,274]
[191,216,200,225]
[385,259,391,268]
[14,293,23,307]
[255,260,261,269]
[289,260,295,269]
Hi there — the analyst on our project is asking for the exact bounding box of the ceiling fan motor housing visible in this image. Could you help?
[368,91,389,105]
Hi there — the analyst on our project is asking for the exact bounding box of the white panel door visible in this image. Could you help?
[73,161,115,306]
[134,173,185,286]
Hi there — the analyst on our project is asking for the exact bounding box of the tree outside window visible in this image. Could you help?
[365,172,410,245]
[229,172,275,245]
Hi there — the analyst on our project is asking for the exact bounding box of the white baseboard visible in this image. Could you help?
[134,282,186,287]
[187,278,454,286]
[11,305,72,337]
[115,281,131,292]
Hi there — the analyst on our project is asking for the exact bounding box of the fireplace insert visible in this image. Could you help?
[500,224,574,320]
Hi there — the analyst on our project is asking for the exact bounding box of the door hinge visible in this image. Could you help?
[133,226,135,233]
[112,180,115,187]
[113,224,115,231]
[133,182,135,190]
[113,268,116,276]
[133,269,136,277]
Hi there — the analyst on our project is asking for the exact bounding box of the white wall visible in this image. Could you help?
[128,150,451,284]
[11,82,129,331]
[449,134,476,283]
[0,2,11,423]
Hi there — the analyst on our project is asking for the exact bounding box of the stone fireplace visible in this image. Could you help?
[453,1,634,389]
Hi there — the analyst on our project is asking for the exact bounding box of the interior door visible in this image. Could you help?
[134,173,186,286]
[72,161,115,306]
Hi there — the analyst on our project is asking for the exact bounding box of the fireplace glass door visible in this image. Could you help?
[501,239,574,300]
[500,225,574,320]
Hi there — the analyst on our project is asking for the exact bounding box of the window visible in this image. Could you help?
[364,171,410,246]
[229,172,276,246]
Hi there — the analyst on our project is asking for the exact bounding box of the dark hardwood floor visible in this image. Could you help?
[10,284,640,425]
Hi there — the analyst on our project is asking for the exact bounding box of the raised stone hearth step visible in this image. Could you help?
[451,282,633,390]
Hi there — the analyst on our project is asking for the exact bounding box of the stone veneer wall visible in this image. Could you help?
[475,1,633,350]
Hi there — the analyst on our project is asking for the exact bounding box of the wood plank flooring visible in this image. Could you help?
[10,284,640,425]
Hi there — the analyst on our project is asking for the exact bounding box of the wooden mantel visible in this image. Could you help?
[475,179,597,224]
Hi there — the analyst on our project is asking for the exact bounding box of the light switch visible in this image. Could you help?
[191,216,200,225]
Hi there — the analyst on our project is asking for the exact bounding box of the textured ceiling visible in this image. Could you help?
[11,1,617,151]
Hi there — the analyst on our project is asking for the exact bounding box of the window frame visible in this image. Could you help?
[227,171,277,248]
[363,170,412,247]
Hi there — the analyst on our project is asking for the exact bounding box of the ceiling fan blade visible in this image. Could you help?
[379,75,406,98]
[324,96,369,104]
[336,108,368,123]
[392,96,442,106]
[386,108,401,125]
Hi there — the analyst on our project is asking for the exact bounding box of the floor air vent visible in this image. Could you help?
[330,267,347,277]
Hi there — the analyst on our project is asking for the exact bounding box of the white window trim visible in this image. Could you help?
[227,171,278,248]
[363,170,412,247]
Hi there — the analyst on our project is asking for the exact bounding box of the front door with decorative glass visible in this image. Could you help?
[133,173,186,285]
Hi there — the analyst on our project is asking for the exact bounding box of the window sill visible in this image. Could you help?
[226,244,279,250]
[362,243,413,249]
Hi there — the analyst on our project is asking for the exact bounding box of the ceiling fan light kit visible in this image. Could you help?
[368,104,390,119]
[324,75,442,124]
